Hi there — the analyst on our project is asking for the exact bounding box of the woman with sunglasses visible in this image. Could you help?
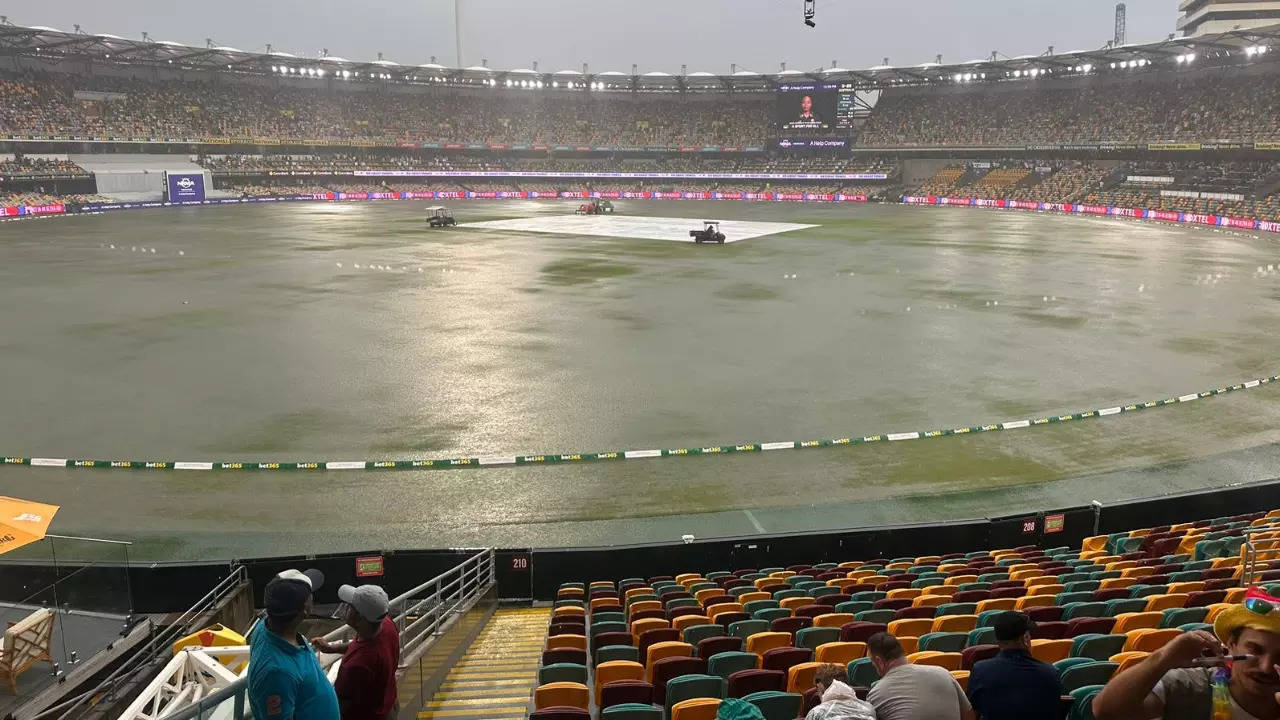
[1094,588,1280,720]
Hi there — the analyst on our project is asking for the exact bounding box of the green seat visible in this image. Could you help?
[595,611,626,624]
[849,591,886,603]
[560,582,585,591]
[811,586,840,599]
[1115,537,1145,554]
[627,594,659,608]
[773,589,805,601]
[1128,585,1167,599]
[1074,634,1126,661]
[707,571,732,580]
[1056,592,1094,607]
[596,645,640,665]
[786,575,817,587]
[1054,657,1094,676]
[744,600,780,615]
[538,662,587,685]
[688,582,716,595]
[795,627,840,651]
[1181,560,1213,572]
[665,598,700,611]
[813,563,838,571]
[935,603,977,617]
[666,674,725,718]
[956,582,993,592]
[708,651,759,681]
[592,621,628,637]
[759,567,784,574]
[794,581,825,594]
[602,703,663,720]
[1061,662,1118,693]
[854,565,882,572]
[653,582,679,593]
[847,657,880,687]
[741,573,766,582]
[554,599,584,609]
[1066,685,1105,720]
[727,586,755,599]
[978,573,1009,583]
[910,577,938,588]
[854,609,894,624]
[1089,571,1121,581]
[1166,570,1203,583]
[1178,622,1213,633]
[754,608,791,623]
[684,624,725,647]
[1105,599,1148,616]
[978,610,1005,628]
[1161,607,1208,628]
[742,691,803,720]
[1068,634,1106,659]
[1065,581,1101,593]
[1062,603,1106,621]
[1058,573,1089,585]
[918,632,967,653]
[1194,539,1225,561]
[967,627,996,646]
[729,619,770,639]
[835,601,872,615]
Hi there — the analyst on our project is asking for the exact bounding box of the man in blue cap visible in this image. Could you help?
[248,569,339,720]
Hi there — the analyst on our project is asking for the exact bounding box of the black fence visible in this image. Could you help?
[3,478,1277,610]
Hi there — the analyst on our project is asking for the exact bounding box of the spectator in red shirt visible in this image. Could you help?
[312,584,399,720]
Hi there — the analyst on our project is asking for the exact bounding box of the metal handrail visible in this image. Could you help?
[1242,522,1280,586]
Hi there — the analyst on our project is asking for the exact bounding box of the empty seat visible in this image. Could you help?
[742,690,803,720]
[544,648,588,667]
[599,682,656,712]
[697,636,743,660]
[1073,634,1127,661]
[729,620,770,640]
[707,651,759,681]
[1122,629,1181,653]
[841,622,889,643]
[1060,661,1118,693]
[917,632,967,653]
[795,627,841,651]
[529,708,590,720]
[761,646,813,674]
[1112,612,1163,634]
[669,697,721,720]
[539,663,588,685]
[596,660,646,703]
[652,656,709,704]
[907,650,962,671]
[596,645,641,665]
[961,644,999,670]
[665,673,725,716]
[814,641,866,665]
[646,641,694,678]
[746,632,792,655]
[727,668,785,698]
[1029,638,1073,664]
[534,682,590,711]
[639,628,682,661]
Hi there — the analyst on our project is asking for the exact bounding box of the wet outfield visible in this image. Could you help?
[2,198,1279,560]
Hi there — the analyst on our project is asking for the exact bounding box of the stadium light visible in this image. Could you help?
[552,80,558,88]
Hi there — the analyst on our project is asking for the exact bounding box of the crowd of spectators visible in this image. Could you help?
[0,155,88,177]
[859,70,1280,146]
[0,190,110,206]
[0,70,770,147]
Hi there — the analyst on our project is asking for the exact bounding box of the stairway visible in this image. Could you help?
[417,607,551,720]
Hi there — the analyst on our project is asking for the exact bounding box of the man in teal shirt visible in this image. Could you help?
[249,570,339,720]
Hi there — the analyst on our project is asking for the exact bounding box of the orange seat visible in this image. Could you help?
[915,556,942,564]
[845,570,876,580]
[1211,557,1241,570]
[672,615,712,634]
[1167,582,1205,595]
[780,597,814,613]
[887,618,933,638]
[787,661,828,693]
[886,588,924,600]
[628,600,663,618]
[944,575,979,587]
[1144,594,1189,612]
[827,578,862,590]
[1081,535,1108,553]
[625,587,655,601]
[695,588,723,605]
[1025,576,1060,589]
[589,580,614,590]
[670,698,721,720]
[1112,612,1163,634]
[1010,569,1045,582]
[558,587,585,598]
[1120,567,1156,580]
[1099,577,1137,591]
[754,578,777,590]
[770,571,797,580]
[907,651,962,671]
[1205,604,1233,622]
[707,603,746,621]
[1225,587,1248,604]
[951,670,970,690]
[975,598,1017,613]
[921,585,958,597]
[1029,639,1073,664]
[1128,528,1152,538]
[645,641,693,679]
[885,562,912,570]
[534,681,589,711]
[554,605,586,617]
[546,634,587,652]
[1123,629,1182,653]
[631,618,671,642]
[932,615,979,633]
[1110,651,1151,674]
[1014,595,1056,611]
[898,636,919,654]
[745,632,791,655]
[938,564,969,573]
[1032,585,1067,597]
[815,642,866,665]
[594,660,645,704]
[675,573,702,584]
[591,597,622,612]
[862,576,890,586]
[814,613,855,629]
[738,592,771,604]
[1106,560,1138,572]
[913,595,949,609]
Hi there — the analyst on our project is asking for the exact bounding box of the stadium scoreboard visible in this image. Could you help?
[776,83,857,131]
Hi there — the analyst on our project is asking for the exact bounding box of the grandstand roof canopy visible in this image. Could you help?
[3,21,1280,92]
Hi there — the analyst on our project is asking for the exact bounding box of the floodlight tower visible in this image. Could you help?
[1115,3,1126,46]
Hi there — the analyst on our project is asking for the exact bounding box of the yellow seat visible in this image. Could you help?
[975,598,1017,613]
[845,570,876,580]
[826,578,862,590]
[913,595,949,609]
[1099,578,1137,591]
[1167,582,1205,595]
[1128,528,1152,538]
[745,632,791,655]
[951,669,970,691]
[1144,594,1189,612]
[1204,604,1233,623]
[645,641,693,680]
[915,556,943,565]
[671,698,721,720]
[1109,651,1151,674]
[672,615,711,634]
[780,597,814,613]
[932,615,979,633]
[631,618,670,642]
[787,661,828,693]
[1014,595,1056,611]
[1120,567,1155,580]
[1010,569,1045,582]
[591,597,622,612]
[862,575,890,586]
[887,618,934,638]
[770,571,797,580]
[534,682,589,711]
[554,605,586,617]
[1081,535,1108,553]
[695,588,723,605]
[815,642,866,665]
[944,575,979,587]
[628,600,663,619]
[1112,612,1163,634]
[594,660,645,705]
[886,588,924,600]
[546,634,587,651]
[897,636,919,654]
[679,576,707,589]
[738,592,771,604]
[922,585,959,597]
[1123,629,1182,653]
[814,613,855,629]
[1105,560,1138,572]
[1225,587,1248,604]
[625,587,655,601]
[837,562,865,570]
[885,562,912,571]
[1025,576,1060,589]
[1030,639,1073,664]
[907,651,962,671]
[707,603,746,621]
[675,573,702,584]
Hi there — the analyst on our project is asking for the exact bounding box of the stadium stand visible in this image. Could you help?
[524,510,1280,720]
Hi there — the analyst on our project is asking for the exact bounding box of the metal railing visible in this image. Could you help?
[1242,521,1280,586]
[140,549,496,720]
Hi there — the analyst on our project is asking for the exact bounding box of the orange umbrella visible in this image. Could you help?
[0,496,59,555]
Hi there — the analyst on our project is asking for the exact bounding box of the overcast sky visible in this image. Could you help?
[15,0,1175,72]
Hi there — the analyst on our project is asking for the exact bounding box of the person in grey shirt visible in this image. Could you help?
[864,632,974,720]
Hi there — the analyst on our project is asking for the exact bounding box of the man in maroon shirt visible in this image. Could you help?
[312,584,399,720]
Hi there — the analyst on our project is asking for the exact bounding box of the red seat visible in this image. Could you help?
[873,598,912,611]
[990,587,1028,599]
[761,646,813,673]
[841,622,888,643]
[727,669,785,698]
[1187,590,1228,607]
[668,606,704,620]
[651,656,708,705]
[529,708,590,720]
[630,608,667,622]
[1030,621,1069,640]
[1065,617,1115,637]
[697,636,743,659]
[1025,606,1064,623]
[894,606,936,620]
[953,590,991,603]
[543,649,587,666]
[815,594,851,607]
[1092,589,1131,603]
[771,616,813,637]
[961,644,999,670]
[714,612,751,628]
[599,681,656,711]
[794,605,828,619]
[638,628,681,660]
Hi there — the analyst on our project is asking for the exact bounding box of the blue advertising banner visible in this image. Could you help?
[166,172,206,203]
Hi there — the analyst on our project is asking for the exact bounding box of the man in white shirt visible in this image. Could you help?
[864,632,974,720]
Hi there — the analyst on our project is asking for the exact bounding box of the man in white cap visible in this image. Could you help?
[312,584,400,720]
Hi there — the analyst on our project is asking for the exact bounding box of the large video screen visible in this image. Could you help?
[776,83,857,132]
